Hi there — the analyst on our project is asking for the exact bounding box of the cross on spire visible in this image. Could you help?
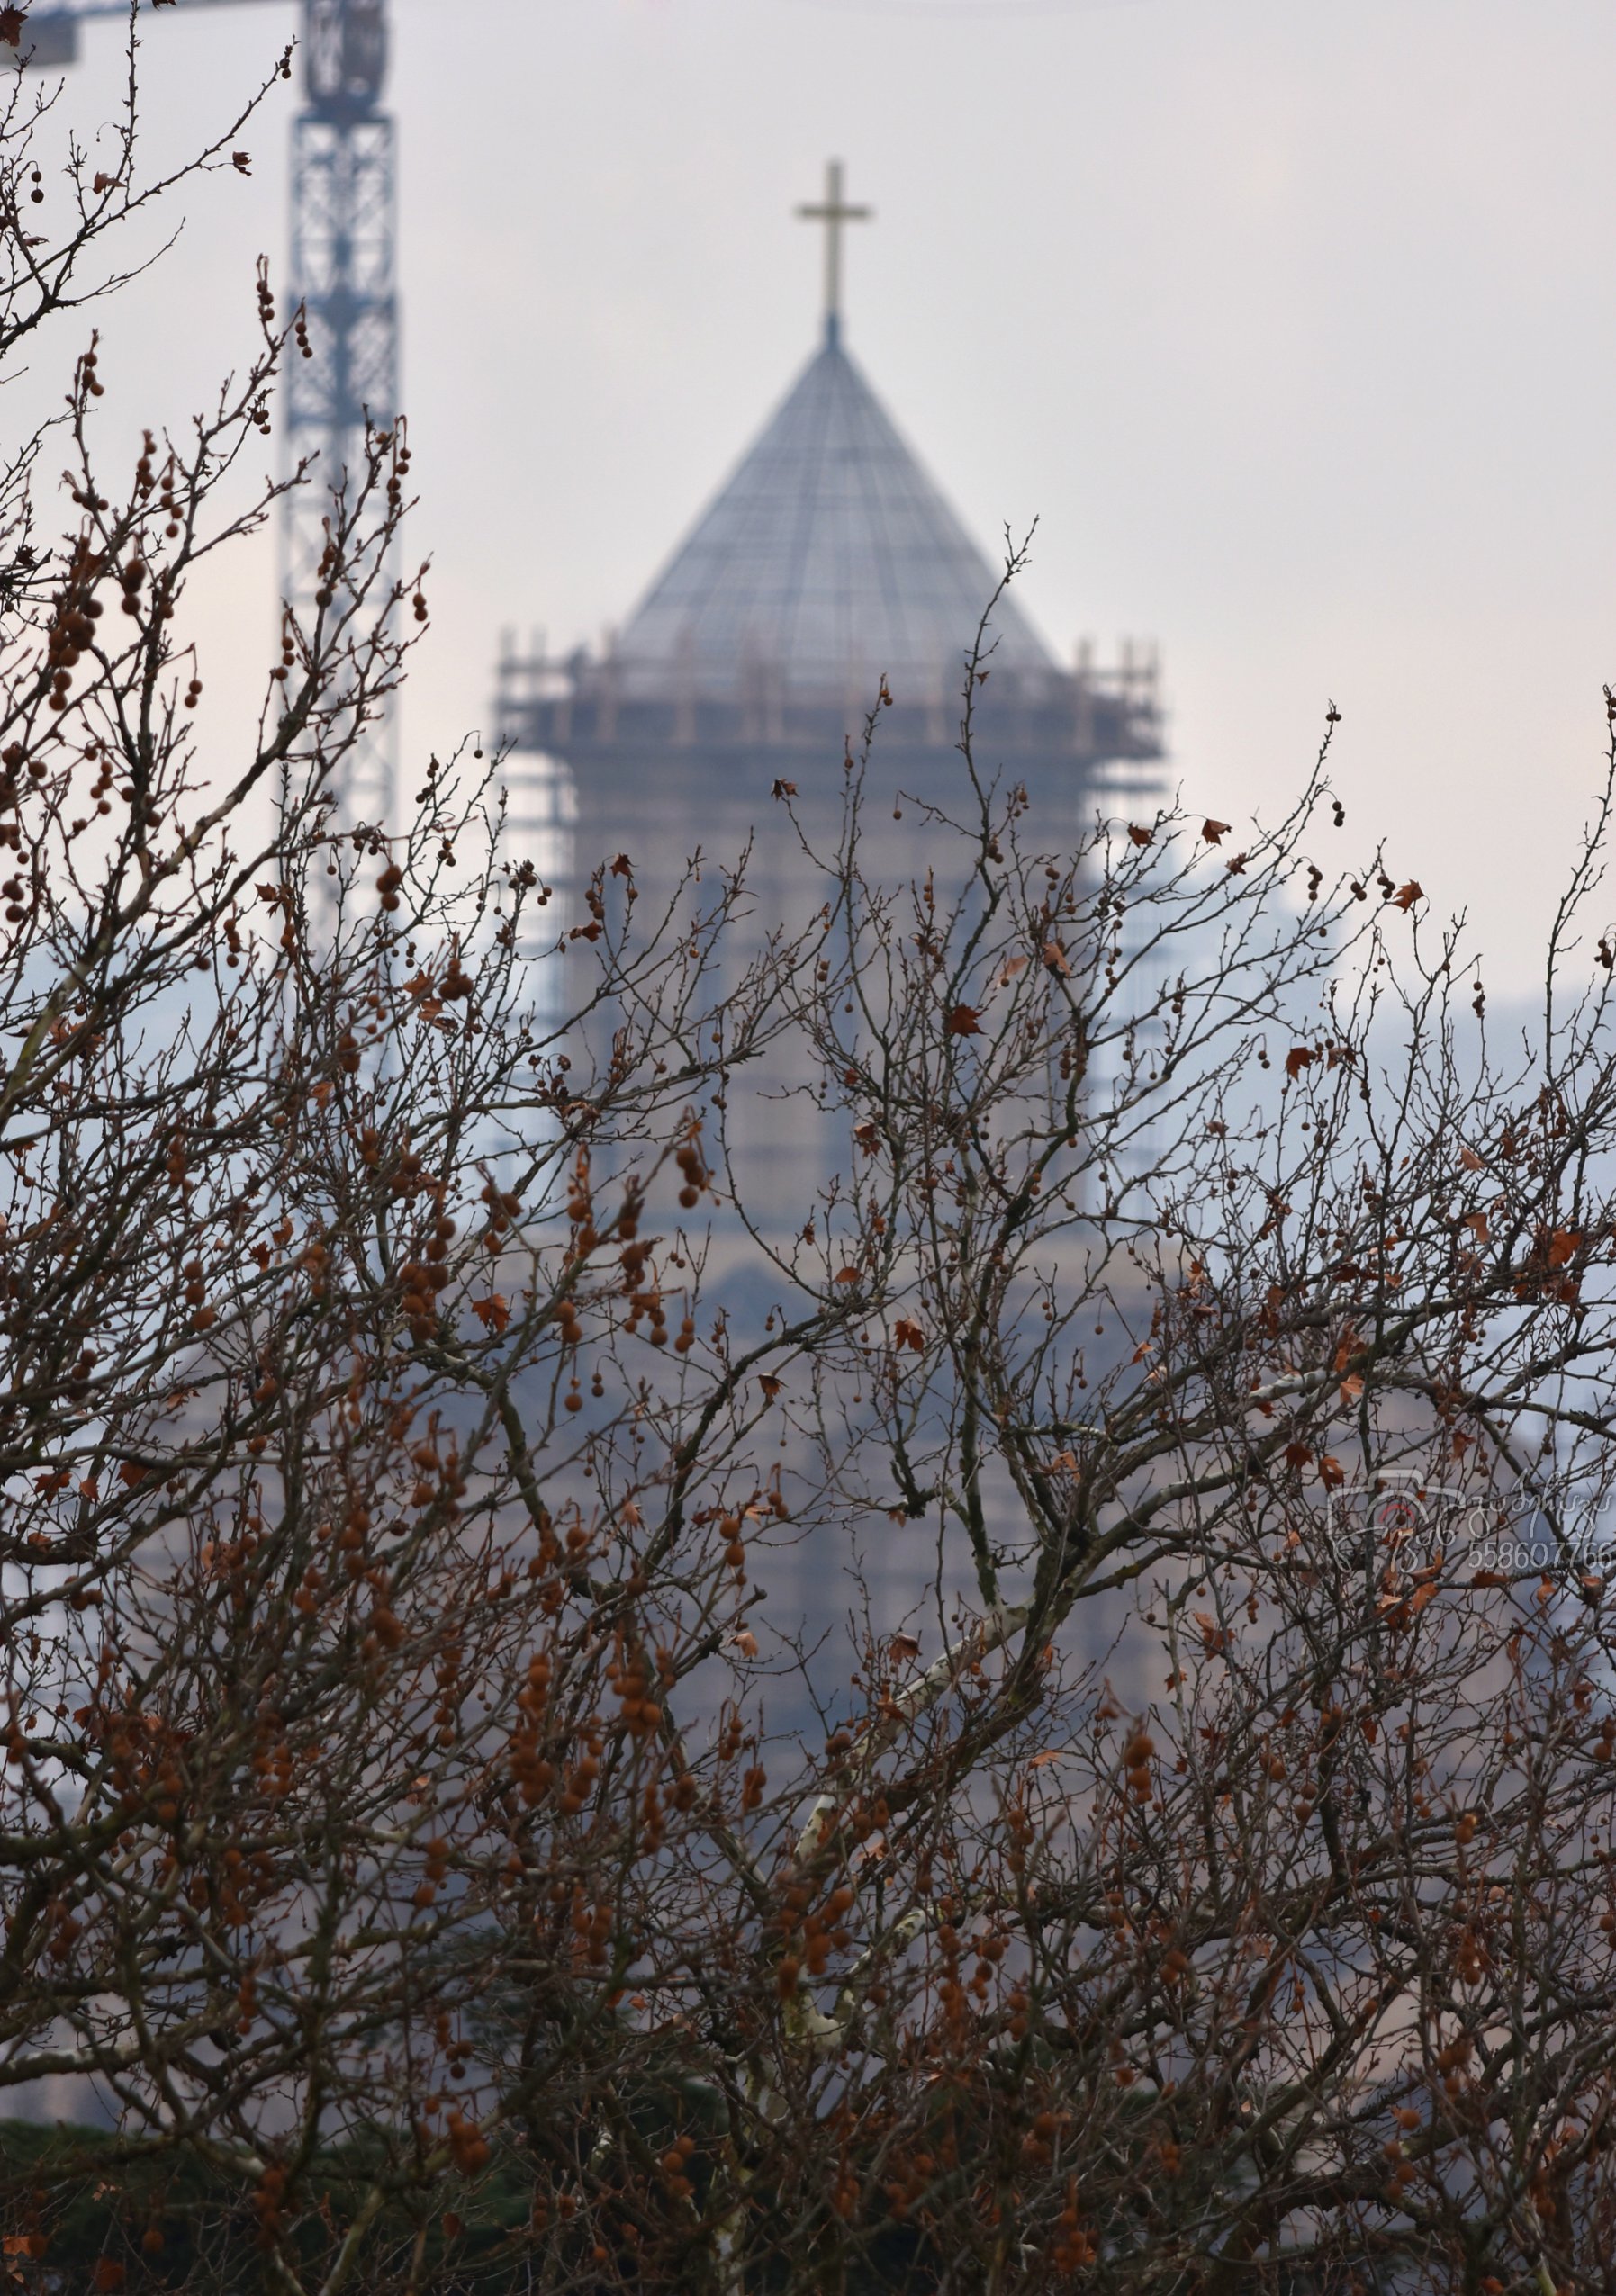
[796,159,871,350]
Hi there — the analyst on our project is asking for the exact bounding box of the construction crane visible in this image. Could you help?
[23,0,400,825]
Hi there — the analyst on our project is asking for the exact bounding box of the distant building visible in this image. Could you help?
[491,171,1165,1661]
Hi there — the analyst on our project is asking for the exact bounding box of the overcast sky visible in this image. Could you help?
[34,0,1616,986]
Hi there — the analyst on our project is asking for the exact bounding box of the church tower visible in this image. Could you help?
[489,176,1166,1654]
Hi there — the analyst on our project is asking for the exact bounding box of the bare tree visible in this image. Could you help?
[8,24,1616,2296]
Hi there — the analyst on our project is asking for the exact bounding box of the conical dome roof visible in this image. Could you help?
[615,337,1056,702]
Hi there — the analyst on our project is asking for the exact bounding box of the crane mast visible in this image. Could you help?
[284,0,398,828]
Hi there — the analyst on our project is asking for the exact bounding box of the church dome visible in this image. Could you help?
[615,331,1055,705]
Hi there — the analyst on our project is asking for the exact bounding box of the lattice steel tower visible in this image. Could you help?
[27,0,401,827]
[283,0,398,827]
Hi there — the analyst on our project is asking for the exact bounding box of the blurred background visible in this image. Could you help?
[24,0,1616,988]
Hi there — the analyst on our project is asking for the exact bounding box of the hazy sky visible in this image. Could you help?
[33,0,1616,986]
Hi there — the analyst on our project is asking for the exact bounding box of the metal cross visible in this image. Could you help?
[796,159,871,348]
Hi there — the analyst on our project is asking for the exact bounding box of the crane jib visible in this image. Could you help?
[21,0,286,73]
[23,2,379,109]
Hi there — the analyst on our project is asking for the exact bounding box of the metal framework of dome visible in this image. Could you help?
[616,332,1054,702]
